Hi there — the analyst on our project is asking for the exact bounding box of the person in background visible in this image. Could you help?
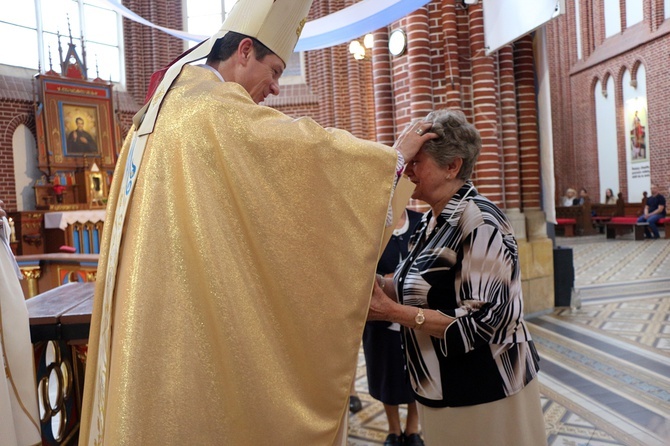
[561,188,578,206]
[637,183,666,239]
[604,188,616,205]
[368,109,546,445]
[0,198,42,445]
[363,208,424,446]
[577,187,589,205]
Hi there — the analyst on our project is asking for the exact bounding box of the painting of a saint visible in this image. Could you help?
[62,105,100,155]
[630,110,646,161]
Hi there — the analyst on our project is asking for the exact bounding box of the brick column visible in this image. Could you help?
[331,43,351,130]
[406,7,433,120]
[514,35,542,210]
[498,45,521,210]
[441,0,461,109]
[347,49,364,137]
[468,4,502,204]
[308,1,334,127]
[371,29,395,146]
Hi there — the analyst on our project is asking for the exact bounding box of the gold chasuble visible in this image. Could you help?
[80,65,398,445]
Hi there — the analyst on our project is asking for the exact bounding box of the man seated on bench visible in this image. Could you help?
[637,183,666,239]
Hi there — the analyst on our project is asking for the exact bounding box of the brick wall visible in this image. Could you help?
[1,0,544,214]
[547,1,670,202]
[0,74,34,209]
[0,0,556,313]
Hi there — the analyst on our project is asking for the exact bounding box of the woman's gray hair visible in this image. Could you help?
[421,109,481,180]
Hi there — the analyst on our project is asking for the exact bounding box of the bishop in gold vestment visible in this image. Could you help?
[80,64,404,444]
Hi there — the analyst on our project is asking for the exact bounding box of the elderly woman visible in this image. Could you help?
[562,188,578,206]
[368,110,546,445]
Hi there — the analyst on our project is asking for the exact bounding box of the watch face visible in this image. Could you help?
[388,29,407,57]
[415,309,425,325]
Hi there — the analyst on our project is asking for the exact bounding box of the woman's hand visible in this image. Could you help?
[367,281,396,321]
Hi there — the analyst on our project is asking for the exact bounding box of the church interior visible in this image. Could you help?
[1,1,669,445]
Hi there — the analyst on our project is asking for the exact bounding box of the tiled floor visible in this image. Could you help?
[347,235,670,445]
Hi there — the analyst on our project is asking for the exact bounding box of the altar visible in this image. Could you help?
[9,209,106,256]
[44,209,106,254]
[9,209,105,298]
[44,210,106,231]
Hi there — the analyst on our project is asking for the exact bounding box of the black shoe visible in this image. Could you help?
[383,433,403,446]
[349,395,362,413]
[404,433,425,446]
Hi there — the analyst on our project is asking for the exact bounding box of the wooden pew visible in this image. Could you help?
[555,199,595,235]
[25,282,94,444]
[555,218,577,236]
[604,217,648,240]
[661,218,670,239]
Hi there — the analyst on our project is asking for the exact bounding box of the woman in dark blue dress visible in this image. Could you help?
[363,208,424,446]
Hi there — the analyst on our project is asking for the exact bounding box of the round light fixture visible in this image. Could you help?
[388,29,407,57]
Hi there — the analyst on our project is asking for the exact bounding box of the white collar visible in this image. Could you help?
[197,64,225,82]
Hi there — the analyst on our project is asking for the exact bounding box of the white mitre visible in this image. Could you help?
[135,0,313,135]
[220,0,311,65]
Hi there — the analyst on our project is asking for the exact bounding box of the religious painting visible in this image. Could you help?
[61,104,101,156]
[35,74,119,171]
[626,101,648,163]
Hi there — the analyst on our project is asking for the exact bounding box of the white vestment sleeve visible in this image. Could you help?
[0,219,41,445]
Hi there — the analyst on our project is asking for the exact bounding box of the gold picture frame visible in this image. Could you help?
[85,171,107,209]
[35,74,118,171]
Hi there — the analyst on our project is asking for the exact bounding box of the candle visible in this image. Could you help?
[8,217,16,243]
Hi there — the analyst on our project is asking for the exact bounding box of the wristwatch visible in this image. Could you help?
[414,308,425,327]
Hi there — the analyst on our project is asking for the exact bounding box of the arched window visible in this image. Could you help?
[625,0,643,27]
[0,0,124,83]
[604,0,622,37]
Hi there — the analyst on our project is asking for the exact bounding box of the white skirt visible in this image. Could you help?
[417,377,546,446]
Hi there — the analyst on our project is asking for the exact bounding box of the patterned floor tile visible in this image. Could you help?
[347,237,670,445]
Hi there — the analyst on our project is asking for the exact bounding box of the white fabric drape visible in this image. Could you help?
[97,0,432,50]
[0,218,41,446]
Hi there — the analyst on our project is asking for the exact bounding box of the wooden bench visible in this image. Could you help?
[604,216,648,240]
[591,215,612,233]
[657,217,670,239]
[555,218,577,236]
